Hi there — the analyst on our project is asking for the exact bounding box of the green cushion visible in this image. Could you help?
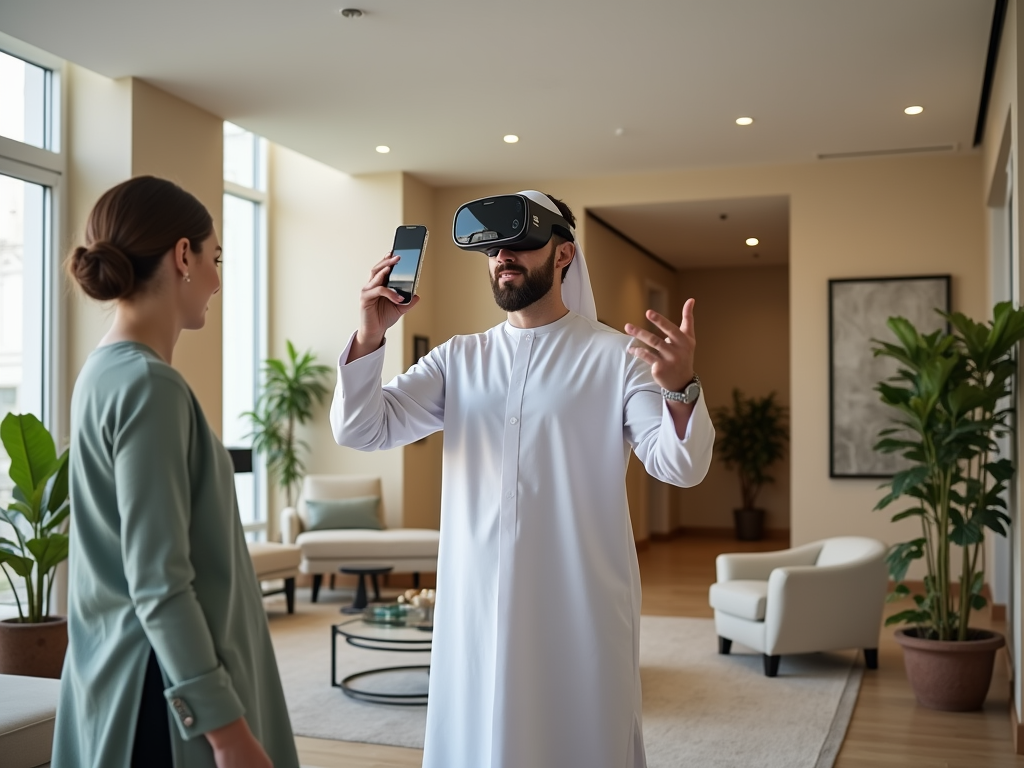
[305,496,383,531]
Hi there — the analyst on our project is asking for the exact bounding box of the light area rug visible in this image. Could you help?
[268,591,862,768]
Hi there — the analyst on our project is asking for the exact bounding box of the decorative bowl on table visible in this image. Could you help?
[362,602,430,627]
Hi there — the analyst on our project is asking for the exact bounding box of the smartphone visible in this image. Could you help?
[387,225,429,304]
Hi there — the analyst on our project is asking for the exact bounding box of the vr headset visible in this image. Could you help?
[452,193,574,256]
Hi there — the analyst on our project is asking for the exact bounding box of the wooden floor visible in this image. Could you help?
[284,535,1023,768]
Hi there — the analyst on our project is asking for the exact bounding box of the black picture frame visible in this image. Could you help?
[413,335,430,367]
[828,275,951,479]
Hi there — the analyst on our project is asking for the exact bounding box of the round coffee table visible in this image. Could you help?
[331,618,431,705]
[338,564,394,615]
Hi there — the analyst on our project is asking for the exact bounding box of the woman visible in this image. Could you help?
[53,176,299,768]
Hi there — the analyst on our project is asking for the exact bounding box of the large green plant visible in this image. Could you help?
[0,413,70,623]
[245,341,331,508]
[873,302,1024,641]
[712,390,788,510]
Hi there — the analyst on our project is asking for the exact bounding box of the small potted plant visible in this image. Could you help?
[873,302,1024,711]
[0,412,70,678]
[245,341,332,508]
[712,390,788,541]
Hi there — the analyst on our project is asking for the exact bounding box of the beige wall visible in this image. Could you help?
[675,265,791,533]
[266,145,407,529]
[64,68,224,434]
[428,153,986,550]
[400,174,444,529]
[64,64,132,438]
[129,79,225,433]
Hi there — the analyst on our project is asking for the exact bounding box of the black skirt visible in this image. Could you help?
[131,648,173,768]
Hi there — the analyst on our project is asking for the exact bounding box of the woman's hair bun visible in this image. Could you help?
[70,240,136,301]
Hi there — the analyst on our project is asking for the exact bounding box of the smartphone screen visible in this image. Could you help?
[388,225,429,304]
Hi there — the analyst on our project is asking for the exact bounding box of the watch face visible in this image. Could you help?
[684,381,701,403]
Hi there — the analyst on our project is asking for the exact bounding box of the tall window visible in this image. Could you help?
[0,35,64,616]
[222,122,267,537]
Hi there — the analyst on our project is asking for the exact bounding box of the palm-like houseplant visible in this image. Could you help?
[872,301,1024,710]
[712,390,788,540]
[245,341,332,508]
[0,413,69,623]
[0,412,71,677]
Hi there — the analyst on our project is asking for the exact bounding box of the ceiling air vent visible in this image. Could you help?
[817,144,958,161]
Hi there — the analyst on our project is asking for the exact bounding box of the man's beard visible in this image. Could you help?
[490,248,556,313]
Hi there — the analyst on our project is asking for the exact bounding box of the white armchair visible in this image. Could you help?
[709,536,888,677]
[282,474,440,603]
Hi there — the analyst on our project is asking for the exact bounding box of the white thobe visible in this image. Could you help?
[331,311,714,768]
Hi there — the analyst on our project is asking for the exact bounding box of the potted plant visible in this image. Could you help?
[873,302,1024,711]
[245,341,332,508]
[0,413,70,678]
[712,389,788,541]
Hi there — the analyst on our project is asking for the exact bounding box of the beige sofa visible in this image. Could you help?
[281,475,440,602]
[709,536,888,677]
[0,673,59,768]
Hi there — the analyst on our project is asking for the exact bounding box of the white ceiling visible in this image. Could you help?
[589,196,789,270]
[0,0,995,186]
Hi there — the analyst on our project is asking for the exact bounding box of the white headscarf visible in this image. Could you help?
[518,190,598,321]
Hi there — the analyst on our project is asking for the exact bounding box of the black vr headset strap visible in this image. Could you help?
[526,195,575,246]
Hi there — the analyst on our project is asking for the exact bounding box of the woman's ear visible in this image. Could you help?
[172,237,190,278]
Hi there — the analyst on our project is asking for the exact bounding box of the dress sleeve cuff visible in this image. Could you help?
[163,664,246,740]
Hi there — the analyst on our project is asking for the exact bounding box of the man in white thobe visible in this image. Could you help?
[331,191,714,768]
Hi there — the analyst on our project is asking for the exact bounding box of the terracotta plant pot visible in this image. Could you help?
[733,508,765,541]
[894,627,1004,711]
[0,616,68,679]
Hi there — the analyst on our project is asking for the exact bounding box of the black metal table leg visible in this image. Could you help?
[341,574,369,615]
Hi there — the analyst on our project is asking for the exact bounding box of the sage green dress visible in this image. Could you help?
[52,342,299,768]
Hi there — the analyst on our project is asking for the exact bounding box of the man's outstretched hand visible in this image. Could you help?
[624,298,698,439]
[349,253,420,363]
[624,298,697,392]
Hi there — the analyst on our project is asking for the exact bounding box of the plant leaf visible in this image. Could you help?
[0,550,34,577]
[26,535,69,574]
[0,413,57,501]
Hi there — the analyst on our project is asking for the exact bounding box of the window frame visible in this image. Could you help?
[0,31,67,452]
[223,129,269,537]
[0,32,67,616]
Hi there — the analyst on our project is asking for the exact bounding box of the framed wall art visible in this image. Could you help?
[413,335,430,367]
[829,275,951,478]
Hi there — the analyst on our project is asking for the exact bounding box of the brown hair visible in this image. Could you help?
[543,192,577,282]
[67,175,213,301]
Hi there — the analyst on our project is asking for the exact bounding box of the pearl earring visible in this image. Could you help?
[184,273,191,283]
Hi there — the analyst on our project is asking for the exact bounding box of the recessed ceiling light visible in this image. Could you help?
[736,117,754,126]
[904,105,924,115]
[503,134,519,144]
[746,237,759,246]
[375,145,390,154]
[340,8,363,17]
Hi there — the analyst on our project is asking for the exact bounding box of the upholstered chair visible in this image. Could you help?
[709,536,888,677]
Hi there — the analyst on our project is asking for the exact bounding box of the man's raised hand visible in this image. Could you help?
[350,253,420,362]
[623,298,697,393]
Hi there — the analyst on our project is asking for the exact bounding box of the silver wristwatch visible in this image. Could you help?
[662,375,701,404]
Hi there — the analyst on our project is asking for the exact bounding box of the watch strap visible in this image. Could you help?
[661,375,701,404]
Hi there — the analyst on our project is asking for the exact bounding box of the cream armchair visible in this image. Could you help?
[282,474,440,602]
[709,536,888,677]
